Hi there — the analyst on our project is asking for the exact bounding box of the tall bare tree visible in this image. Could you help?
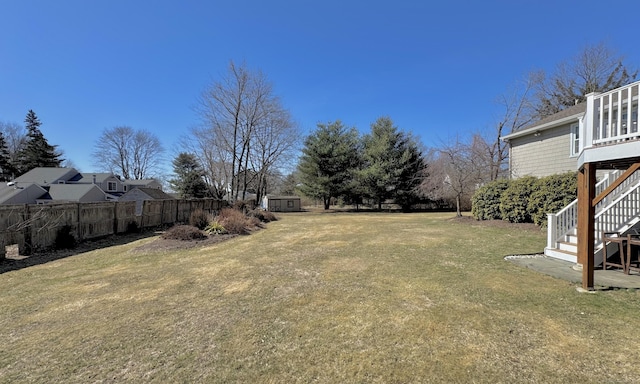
[93,126,164,179]
[474,73,539,182]
[0,121,26,178]
[193,61,299,202]
[532,42,637,118]
[248,109,300,203]
[421,139,482,216]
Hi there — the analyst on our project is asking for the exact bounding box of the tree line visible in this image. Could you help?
[2,43,634,212]
[297,118,425,210]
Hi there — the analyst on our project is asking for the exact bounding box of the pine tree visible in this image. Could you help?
[360,117,425,211]
[297,121,360,209]
[169,153,209,199]
[16,110,63,175]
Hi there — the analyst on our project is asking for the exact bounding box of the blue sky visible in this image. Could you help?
[2,0,640,175]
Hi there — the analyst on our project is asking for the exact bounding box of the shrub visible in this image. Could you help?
[248,209,278,223]
[232,199,256,213]
[472,179,510,220]
[500,176,539,223]
[162,225,207,241]
[218,208,250,234]
[55,225,77,250]
[204,220,227,235]
[528,172,577,226]
[189,209,210,230]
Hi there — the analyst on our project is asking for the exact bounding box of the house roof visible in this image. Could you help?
[502,103,587,141]
[124,179,158,186]
[0,183,47,204]
[45,184,105,202]
[78,173,119,183]
[126,187,174,200]
[14,167,81,186]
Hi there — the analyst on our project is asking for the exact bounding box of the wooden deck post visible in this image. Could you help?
[578,162,596,290]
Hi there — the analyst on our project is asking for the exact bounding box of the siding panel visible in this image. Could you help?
[510,124,577,178]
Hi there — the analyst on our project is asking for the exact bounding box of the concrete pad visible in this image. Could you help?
[505,254,640,290]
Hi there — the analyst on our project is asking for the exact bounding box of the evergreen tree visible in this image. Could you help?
[297,121,360,209]
[16,110,63,175]
[169,152,209,199]
[279,173,299,196]
[0,131,15,181]
[360,117,425,211]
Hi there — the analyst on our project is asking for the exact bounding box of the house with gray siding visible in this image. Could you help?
[502,103,586,178]
[0,167,164,205]
[500,80,640,290]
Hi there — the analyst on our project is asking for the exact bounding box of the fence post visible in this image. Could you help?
[21,204,32,256]
[547,213,557,250]
[113,201,118,234]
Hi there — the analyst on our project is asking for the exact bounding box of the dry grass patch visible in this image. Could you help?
[1,212,640,383]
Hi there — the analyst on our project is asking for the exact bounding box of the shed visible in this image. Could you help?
[261,195,301,212]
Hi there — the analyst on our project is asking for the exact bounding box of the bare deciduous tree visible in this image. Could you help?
[532,42,637,118]
[0,121,27,164]
[192,61,299,203]
[474,73,539,182]
[93,126,164,179]
[420,139,482,216]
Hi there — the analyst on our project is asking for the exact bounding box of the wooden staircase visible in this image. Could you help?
[545,168,640,265]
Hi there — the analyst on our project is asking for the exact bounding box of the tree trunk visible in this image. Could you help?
[456,195,462,217]
[324,196,330,210]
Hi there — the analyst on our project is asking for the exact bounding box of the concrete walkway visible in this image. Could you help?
[506,254,640,290]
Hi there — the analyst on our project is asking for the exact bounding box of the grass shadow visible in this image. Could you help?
[0,230,159,275]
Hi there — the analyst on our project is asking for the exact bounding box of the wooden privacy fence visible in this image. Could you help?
[0,198,227,258]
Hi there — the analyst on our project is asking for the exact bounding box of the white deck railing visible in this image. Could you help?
[547,81,640,252]
[586,81,640,147]
[547,169,640,249]
[594,179,640,243]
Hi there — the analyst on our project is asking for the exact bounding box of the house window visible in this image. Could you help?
[108,181,117,191]
[570,123,580,157]
[124,185,128,192]
[287,200,294,208]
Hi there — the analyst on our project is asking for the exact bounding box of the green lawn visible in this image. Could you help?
[1,211,639,383]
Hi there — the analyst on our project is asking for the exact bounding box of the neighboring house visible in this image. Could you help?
[118,187,175,214]
[502,103,586,178]
[261,195,301,212]
[79,173,127,197]
[0,167,164,205]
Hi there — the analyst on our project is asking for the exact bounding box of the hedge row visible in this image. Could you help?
[471,172,577,226]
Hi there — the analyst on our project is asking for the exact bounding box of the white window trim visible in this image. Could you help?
[570,123,580,158]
